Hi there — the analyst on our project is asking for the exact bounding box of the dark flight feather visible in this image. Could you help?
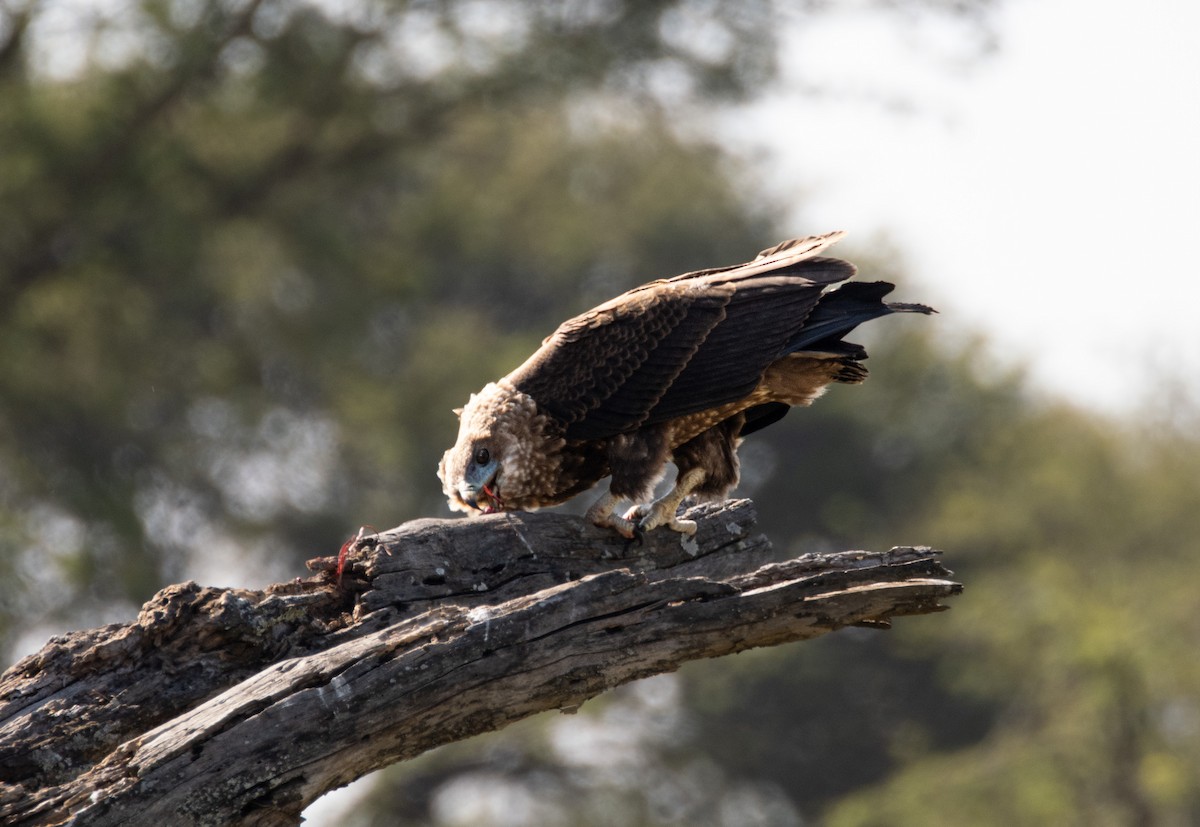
[511,285,732,439]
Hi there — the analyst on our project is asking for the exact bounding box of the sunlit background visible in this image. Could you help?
[2,0,1198,824]
[724,0,1200,416]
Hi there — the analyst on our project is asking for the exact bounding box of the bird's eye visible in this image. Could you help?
[473,447,491,466]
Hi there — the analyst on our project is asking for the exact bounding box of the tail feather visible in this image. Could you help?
[789,281,935,355]
[887,301,937,314]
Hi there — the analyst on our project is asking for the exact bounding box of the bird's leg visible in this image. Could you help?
[625,467,706,536]
[585,488,637,539]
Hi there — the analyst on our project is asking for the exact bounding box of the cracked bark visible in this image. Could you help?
[0,499,960,826]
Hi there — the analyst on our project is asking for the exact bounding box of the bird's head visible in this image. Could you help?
[438,381,551,515]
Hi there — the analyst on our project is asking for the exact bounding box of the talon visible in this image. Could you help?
[624,526,644,550]
[623,504,649,523]
[635,503,670,533]
[607,515,638,540]
[585,490,637,538]
[587,507,637,539]
[634,503,697,536]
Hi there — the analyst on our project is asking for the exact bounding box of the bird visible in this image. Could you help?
[438,231,934,537]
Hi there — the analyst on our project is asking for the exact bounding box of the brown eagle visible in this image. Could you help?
[439,232,933,537]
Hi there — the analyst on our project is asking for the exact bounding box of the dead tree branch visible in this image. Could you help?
[0,499,960,826]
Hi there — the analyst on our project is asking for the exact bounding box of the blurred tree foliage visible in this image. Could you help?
[10,2,1199,827]
[0,0,788,645]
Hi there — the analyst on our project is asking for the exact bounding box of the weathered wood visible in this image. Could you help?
[0,499,960,826]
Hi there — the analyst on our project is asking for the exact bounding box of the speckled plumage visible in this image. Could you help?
[439,232,934,536]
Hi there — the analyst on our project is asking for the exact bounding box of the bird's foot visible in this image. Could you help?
[593,511,638,539]
[585,491,637,539]
[623,502,698,536]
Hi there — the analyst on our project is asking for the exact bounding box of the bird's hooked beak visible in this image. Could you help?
[459,455,503,513]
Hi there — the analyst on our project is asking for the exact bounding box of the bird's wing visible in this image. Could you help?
[643,265,846,424]
[506,280,732,440]
[507,234,856,441]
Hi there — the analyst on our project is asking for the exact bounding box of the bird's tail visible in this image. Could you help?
[788,282,935,355]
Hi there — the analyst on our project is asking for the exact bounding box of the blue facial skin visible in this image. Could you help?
[461,451,499,510]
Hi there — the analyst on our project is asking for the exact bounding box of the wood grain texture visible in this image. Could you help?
[0,499,960,826]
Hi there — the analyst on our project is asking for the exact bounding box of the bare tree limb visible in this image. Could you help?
[0,499,960,826]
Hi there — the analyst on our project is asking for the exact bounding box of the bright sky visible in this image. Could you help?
[722,0,1200,415]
